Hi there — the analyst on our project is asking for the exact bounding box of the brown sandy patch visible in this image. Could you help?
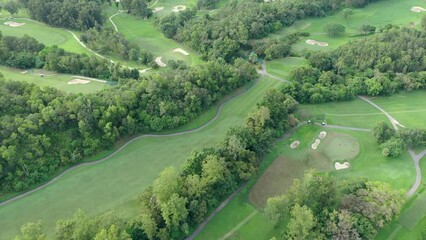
[290,140,300,149]
[68,79,90,85]
[319,131,327,139]
[155,57,167,67]
[311,139,320,150]
[306,39,329,47]
[4,21,26,27]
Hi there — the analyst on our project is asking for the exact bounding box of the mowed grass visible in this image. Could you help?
[265,57,309,80]
[269,0,426,53]
[0,18,91,55]
[107,9,202,66]
[297,98,388,129]
[367,90,426,129]
[149,0,197,15]
[0,76,283,239]
[0,66,108,94]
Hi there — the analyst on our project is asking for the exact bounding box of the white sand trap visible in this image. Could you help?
[172,5,187,12]
[139,68,151,73]
[311,139,321,150]
[173,48,190,56]
[68,79,90,85]
[21,71,28,74]
[155,57,167,67]
[306,39,329,47]
[4,21,26,27]
[319,131,327,139]
[290,141,300,149]
[335,162,350,170]
[411,7,426,12]
[153,7,164,13]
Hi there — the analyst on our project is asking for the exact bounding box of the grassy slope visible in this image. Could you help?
[0,76,283,239]
[0,66,107,94]
[265,57,309,80]
[269,0,425,53]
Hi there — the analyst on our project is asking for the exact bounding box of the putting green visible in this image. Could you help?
[0,76,283,239]
[0,66,108,94]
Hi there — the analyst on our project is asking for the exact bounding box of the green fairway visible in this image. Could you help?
[106,9,202,66]
[0,18,91,55]
[265,57,309,80]
[297,98,389,129]
[269,0,425,53]
[0,66,108,94]
[0,76,283,239]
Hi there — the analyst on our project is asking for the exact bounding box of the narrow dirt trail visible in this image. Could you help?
[359,96,425,197]
[109,12,120,32]
[218,211,258,240]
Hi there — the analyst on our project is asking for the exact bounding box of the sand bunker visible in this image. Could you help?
[153,7,164,13]
[411,6,426,12]
[311,139,321,150]
[4,21,26,27]
[335,162,350,170]
[172,5,187,12]
[139,68,151,73]
[68,79,90,85]
[155,57,167,67]
[306,39,329,47]
[21,71,28,74]
[172,48,189,56]
[319,131,327,139]
[290,141,300,149]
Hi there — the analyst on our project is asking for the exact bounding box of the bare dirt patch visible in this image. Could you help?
[290,141,300,149]
[155,57,167,67]
[319,131,327,139]
[153,7,164,13]
[172,5,187,12]
[306,39,329,47]
[68,79,90,85]
[335,162,350,170]
[311,139,321,150]
[4,21,26,27]
[172,48,190,56]
[411,6,426,12]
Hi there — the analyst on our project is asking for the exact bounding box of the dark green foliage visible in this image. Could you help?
[283,28,426,103]
[359,24,376,35]
[324,23,346,37]
[131,90,298,238]
[0,59,257,196]
[120,0,152,19]
[266,171,405,240]
[373,122,395,144]
[27,0,104,31]
[197,0,218,10]
[380,137,404,157]
[4,1,20,16]
[80,27,154,65]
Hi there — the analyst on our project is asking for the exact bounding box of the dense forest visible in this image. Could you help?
[0,33,140,81]
[265,171,404,239]
[13,88,299,240]
[26,0,104,31]
[0,59,256,195]
[283,27,426,103]
[155,0,380,62]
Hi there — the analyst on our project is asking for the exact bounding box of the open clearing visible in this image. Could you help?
[0,66,107,94]
[0,76,282,239]
[265,57,308,80]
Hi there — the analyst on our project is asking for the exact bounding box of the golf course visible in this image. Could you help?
[0,0,425,239]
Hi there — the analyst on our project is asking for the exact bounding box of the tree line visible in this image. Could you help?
[155,0,380,62]
[0,32,140,81]
[283,27,426,103]
[265,170,405,239]
[0,58,257,195]
[13,88,299,240]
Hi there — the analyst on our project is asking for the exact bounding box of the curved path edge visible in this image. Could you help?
[0,72,264,207]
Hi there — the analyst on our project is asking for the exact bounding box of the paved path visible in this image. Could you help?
[315,123,372,132]
[109,12,120,32]
[257,62,291,83]
[218,211,258,240]
[359,96,424,196]
[0,67,266,207]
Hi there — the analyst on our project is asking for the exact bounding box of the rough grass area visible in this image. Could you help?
[268,0,425,53]
[0,66,107,94]
[0,77,283,239]
[265,57,309,80]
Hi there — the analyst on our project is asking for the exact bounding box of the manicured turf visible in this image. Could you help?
[0,18,91,55]
[269,0,426,53]
[149,0,198,15]
[105,8,202,66]
[0,76,283,239]
[297,98,389,129]
[0,66,108,94]
[265,57,308,80]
